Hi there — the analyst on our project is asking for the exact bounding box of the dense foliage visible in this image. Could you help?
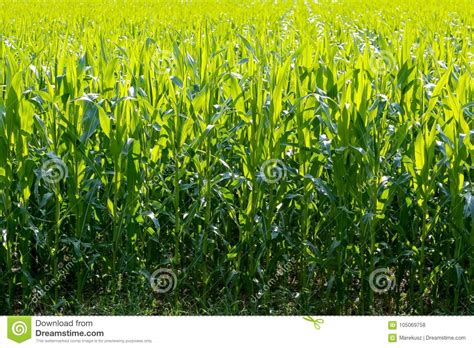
[0,0,473,314]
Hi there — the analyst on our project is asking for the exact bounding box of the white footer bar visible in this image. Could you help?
[1,316,472,347]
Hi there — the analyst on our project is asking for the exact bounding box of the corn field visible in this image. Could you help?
[0,0,473,315]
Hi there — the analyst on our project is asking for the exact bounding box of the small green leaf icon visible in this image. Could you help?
[303,316,325,330]
[7,316,32,343]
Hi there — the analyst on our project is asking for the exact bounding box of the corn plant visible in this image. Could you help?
[0,0,472,315]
